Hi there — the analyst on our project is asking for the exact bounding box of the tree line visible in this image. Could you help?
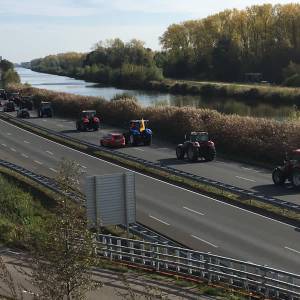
[28,3,300,87]
[0,59,20,87]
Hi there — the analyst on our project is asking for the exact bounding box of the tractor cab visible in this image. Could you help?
[38,101,53,117]
[125,119,152,146]
[0,89,7,100]
[76,110,99,131]
[129,119,149,132]
[187,132,210,143]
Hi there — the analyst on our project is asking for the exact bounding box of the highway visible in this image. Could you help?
[1,117,300,274]
[23,115,300,204]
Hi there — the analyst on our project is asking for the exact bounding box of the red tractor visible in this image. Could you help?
[176,131,216,162]
[76,110,100,131]
[272,149,300,187]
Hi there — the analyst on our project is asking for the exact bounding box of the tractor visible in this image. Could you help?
[38,101,53,117]
[176,131,216,162]
[20,96,33,110]
[124,119,152,146]
[272,149,300,187]
[76,110,100,131]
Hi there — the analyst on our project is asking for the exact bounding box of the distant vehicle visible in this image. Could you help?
[0,89,7,100]
[20,96,33,110]
[100,133,125,148]
[272,149,300,187]
[123,119,152,146]
[3,101,15,112]
[17,108,30,118]
[38,101,53,117]
[8,92,21,105]
[76,110,100,131]
[176,131,216,162]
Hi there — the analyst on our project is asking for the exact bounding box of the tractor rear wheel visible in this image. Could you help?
[130,134,137,146]
[187,145,198,162]
[176,146,185,160]
[144,135,152,146]
[204,148,216,161]
[292,169,300,187]
[272,168,285,185]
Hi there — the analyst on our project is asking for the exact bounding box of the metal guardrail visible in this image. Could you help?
[1,158,300,299]
[1,112,300,213]
[98,234,300,300]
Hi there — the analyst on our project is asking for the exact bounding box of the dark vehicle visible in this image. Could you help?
[17,108,30,118]
[176,131,216,162]
[100,133,125,148]
[38,101,53,117]
[3,101,15,112]
[272,149,300,187]
[0,89,7,100]
[20,96,33,110]
[76,110,100,131]
[8,92,21,106]
[123,119,152,146]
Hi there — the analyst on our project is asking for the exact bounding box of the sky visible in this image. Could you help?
[0,0,295,63]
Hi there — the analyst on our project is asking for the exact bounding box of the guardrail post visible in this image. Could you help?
[199,255,205,279]
[141,243,146,266]
[156,246,160,271]
[288,275,294,300]
[109,237,113,261]
[205,253,212,283]
[151,245,156,270]
[117,239,122,261]
[260,265,269,298]
[129,241,134,263]
[164,246,169,270]
[175,250,180,273]
[187,252,192,275]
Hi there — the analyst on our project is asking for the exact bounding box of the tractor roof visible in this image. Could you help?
[292,149,300,155]
[130,119,149,122]
[82,110,96,113]
[191,131,208,135]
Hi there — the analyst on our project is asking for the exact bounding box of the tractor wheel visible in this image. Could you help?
[187,145,198,162]
[204,148,216,161]
[130,134,137,146]
[272,168,285,186]
[292,169,300,187]
[176,145,185,160]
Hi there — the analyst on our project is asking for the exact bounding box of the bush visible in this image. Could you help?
[283,74,300,87]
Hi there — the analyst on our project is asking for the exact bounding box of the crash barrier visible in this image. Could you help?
[1,112,299,214]
[98,234,300,300]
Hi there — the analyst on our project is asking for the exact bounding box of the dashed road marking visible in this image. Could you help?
[7,133,11,135]
[50,168,58,173]
[183,206,205,216]
[24,140,30,144]
[242,167,259,173]
[149,215,170,226]
[34,160,43,165]
[21,153,29,158]
[285,246,300,255]
[10,148,16,152]
[1,143,7,147]
[235,176,256,183]
[191,235,218,248]
[46,150,54,155]
[133,148,145,152]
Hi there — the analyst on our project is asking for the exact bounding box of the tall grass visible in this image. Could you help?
[9,83,300,164]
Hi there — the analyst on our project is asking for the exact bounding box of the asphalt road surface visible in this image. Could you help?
[22,113,300,205]
[0,118,300,274]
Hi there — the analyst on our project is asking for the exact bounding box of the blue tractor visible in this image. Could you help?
[124,119,152,146]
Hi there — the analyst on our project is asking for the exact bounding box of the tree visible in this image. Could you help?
[29,159,101,300]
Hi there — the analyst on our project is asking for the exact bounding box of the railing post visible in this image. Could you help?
[141,243,146,266]
[117,239,122,261]
[109,237,113,261]
[129,241,134,263]
[187,252,192,275]
[261,265,269,298]
[164,246,169,271]
[156,246,160,271]
[175,250,180,273]
[205,253,212,283]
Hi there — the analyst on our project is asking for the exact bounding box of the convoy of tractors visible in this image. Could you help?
[1,88,300,188]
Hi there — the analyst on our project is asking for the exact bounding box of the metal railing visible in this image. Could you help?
[1,112,299,214]
[97,234,300,300]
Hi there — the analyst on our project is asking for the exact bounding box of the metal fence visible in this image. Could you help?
[98,234,300,300]
[1,112,299,213]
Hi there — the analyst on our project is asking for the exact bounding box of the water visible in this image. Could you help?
[17,67,298,120]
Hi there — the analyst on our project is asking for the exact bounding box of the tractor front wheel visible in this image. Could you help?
[292,169,300,187]
[272,168,286,186]
[176,146,185,160]
[187,145,198,162]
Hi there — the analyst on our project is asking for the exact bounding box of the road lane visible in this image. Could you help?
[22,115,300,204]
[1,118,300,274]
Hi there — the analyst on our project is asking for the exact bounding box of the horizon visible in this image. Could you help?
[0,0,295,63]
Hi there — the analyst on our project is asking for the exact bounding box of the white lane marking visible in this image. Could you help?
[183,206,205,216]
[42,119,47,122]
[81,165,87,169]
[34,160,43,165]
[10,148,16,152]
[133,148,145,152]
[21,153,29,158]
[46,150,54,155]
[1,143,7,147]
[285,246,300,255]
[2,119,298,230]
[191,235,218,248]
[57,124,64,128]
[7,133,11,135]
[149,215,170,226]
[50,168,58,173]
[236,176,256,183]
[24,140,30,144]
[242,167,259,173]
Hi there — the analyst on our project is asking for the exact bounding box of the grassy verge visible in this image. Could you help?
[1,113,299,225]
